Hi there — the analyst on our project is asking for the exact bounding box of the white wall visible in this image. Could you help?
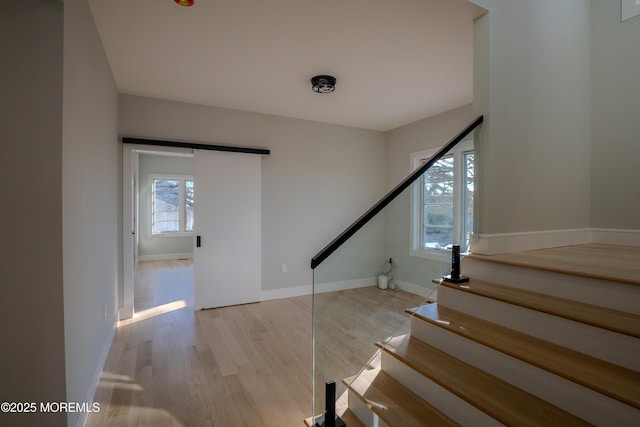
[138,153,194,259]
[471,0,592,241]
[0,2,67,426]
[119,95,387,294]
[591,0,640,230]
[63,1,119,426]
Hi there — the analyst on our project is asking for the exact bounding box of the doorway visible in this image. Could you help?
[122,143,265,319]
[122,144,193,319]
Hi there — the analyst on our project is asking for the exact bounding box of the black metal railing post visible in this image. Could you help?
[443,244,469,283]
[315,381,345,427]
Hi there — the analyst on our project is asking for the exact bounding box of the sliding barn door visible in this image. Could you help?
[193,149,262,309]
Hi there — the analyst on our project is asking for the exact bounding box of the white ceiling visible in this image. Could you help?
[89,0,484,131]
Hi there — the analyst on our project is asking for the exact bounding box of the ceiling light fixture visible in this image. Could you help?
[311,75,337,94]
[174,0,194,7]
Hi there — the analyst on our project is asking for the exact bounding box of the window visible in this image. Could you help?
[411,140,474,259]
[151,175,194,235]
[622,0,640,21]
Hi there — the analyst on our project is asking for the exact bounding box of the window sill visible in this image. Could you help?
[410,248,451,262]
[151,232,194,238]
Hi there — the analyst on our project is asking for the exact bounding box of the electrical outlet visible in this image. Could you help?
[281,264,287,273]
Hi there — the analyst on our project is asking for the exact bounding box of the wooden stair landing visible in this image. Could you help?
[438,279,640,338]
[466,243,640,286]
[377,334,590,426]
[407,303,640,409]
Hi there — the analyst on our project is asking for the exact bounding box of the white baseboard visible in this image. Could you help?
[313,277,378,294]
[470,228,640,255]
[138,253,193,262]
[470,229,591,255]
[75,317,117,427]
[261,284,313,301]
[590,228,640,246]
[395,280,438,300]
[261,277,377,301]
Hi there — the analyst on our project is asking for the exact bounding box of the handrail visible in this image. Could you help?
[310,115,483,269]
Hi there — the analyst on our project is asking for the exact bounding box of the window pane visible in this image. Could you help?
[185,180,194,232]
[424,156,453,183]
[153,179,180,233]
[423,156,454,249]
[424,203,453,227]
[463,152,474,251]
[424,226,453,249]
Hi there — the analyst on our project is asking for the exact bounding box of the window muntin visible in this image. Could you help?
[151,175,194,235]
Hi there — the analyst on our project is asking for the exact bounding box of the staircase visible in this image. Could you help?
[340,244,640,426]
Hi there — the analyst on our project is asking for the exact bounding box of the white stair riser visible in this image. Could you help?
[462,257,640,315]
[437,286,640,370]
[347,392,377,427]
[380,351,503,427]
[410,320,640,426]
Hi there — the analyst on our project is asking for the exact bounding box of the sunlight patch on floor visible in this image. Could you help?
[119,299,188,326]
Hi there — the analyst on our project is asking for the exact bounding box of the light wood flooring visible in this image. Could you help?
[86,260,424,426]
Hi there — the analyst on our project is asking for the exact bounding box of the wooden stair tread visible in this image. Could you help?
[439,279,640,338]
[378,334,591,427]
[343,366,458,427]
[407,303,640,409]
[466,244,640,286]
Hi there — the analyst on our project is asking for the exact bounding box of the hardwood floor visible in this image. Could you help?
[87,261,424,426]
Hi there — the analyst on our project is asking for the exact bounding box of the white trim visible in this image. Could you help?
[409,247,451,262]
[261,284,313,301]
[122,146,136,320]
[260,278,377,301]
[138,252,194,262]
[395,279,438,300]
[74,318,116,427]
[470,229,591,254]
[314,277,377,294]
[260,278,440,301]
[470,228,640,255]
[591,228,640,246]
[622,0,640,21]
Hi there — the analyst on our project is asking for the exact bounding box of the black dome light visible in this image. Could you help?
[311,75,336,94]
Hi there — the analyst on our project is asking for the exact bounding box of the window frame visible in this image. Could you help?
[410,140,474,261]
[150,173,194,237]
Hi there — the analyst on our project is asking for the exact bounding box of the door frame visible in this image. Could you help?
[121,143,192,319]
